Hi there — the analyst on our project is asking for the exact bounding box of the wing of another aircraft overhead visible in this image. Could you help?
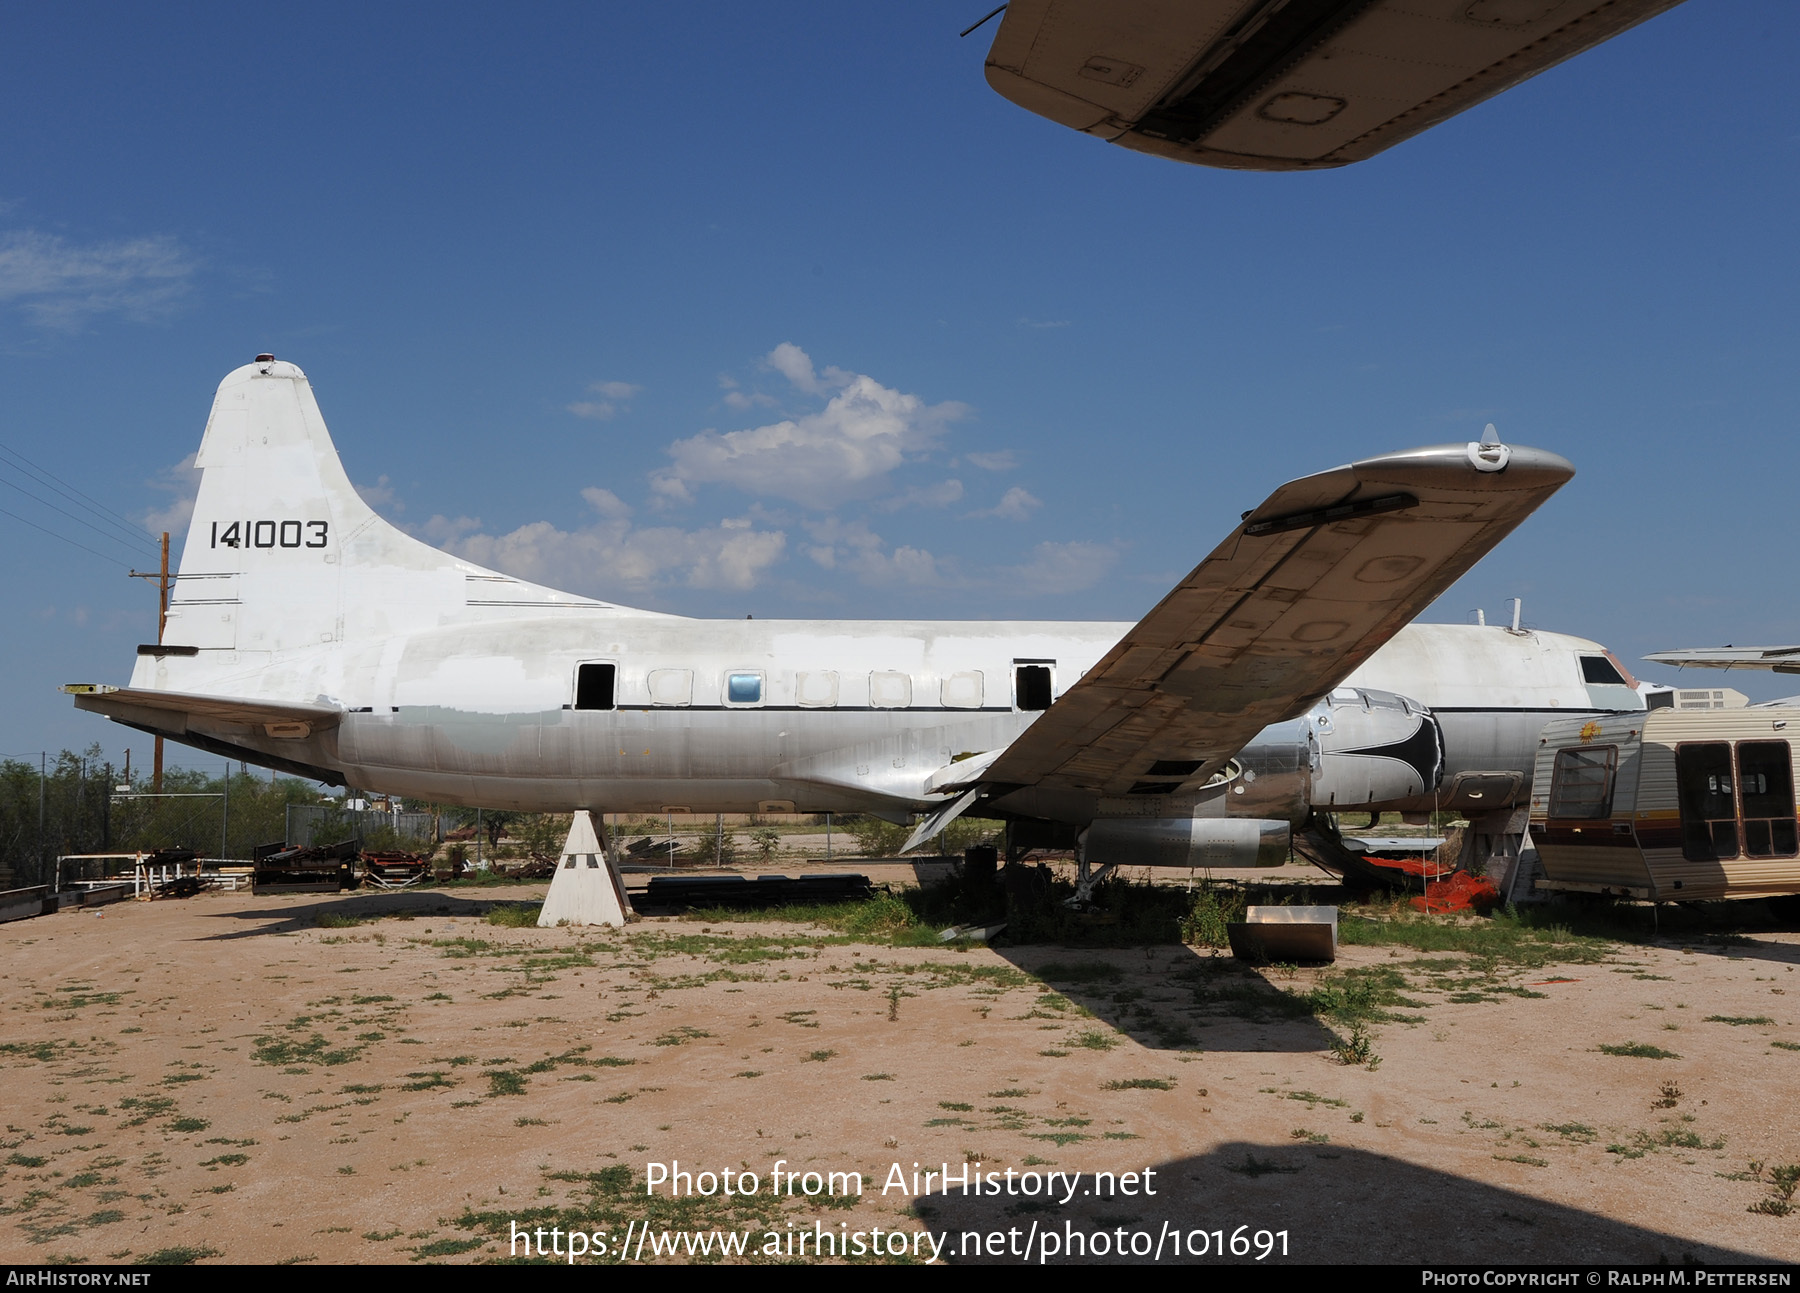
[1643,647,1800,675]
[976,440,1573,801]
[983,0,1687,171]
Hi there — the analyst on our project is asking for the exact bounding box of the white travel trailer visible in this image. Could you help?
[1531,708,1800,902]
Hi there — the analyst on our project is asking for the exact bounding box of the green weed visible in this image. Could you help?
[1179,884,1246,949]
[141,1247,220,1265]
[485,905,542,928]
[1330,1023,1378,1068]
[486,1071,528,1097]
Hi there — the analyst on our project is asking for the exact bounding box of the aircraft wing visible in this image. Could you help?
[62,685,345,739]
[1643,647,1800,675]
[983,0,1686,172]
[976,439,1573,800]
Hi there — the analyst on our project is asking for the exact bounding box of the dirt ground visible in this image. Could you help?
[4,865,1800,1266]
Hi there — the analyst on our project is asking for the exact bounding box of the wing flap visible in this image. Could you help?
[981,441,1572,798]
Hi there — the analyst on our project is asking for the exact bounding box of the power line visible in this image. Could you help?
[0,502,146,566]
[0,478,154,564]
[0,441,160,554]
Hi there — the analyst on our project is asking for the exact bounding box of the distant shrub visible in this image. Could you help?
[848,816,910,857]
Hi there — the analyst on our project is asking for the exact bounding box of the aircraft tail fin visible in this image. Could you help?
[159,356,601,662]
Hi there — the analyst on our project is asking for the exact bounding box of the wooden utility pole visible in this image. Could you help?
[129,532,171,793]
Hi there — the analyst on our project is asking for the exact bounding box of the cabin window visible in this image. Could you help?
[1015,664,1053,711]
[869,671,912,709]
[574,662,616,711]
[725,671,764,706]
[1547,746,1616,819]
[647,668,693,707]
[795,671,839,708]
[941,671,983,709]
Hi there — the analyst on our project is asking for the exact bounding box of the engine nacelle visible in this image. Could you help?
[1083,817,1290,869]
[1311,687,1443,808]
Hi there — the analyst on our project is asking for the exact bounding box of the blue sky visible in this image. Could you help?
[2,1,1796,773]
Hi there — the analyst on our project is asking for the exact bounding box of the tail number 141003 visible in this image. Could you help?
[210,520,329,549]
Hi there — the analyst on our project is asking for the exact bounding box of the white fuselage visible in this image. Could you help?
[132,614,1634,820]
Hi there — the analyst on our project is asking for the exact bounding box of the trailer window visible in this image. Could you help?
[1737,741,1797,858]
[1548,746,1616,819]
[1677,743,1738,860]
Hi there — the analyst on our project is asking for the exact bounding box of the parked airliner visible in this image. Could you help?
[68,358,1640,875]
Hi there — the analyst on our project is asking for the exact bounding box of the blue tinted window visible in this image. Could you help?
[726,672,763,705]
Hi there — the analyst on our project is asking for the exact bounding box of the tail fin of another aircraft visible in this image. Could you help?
[158,356,601,661]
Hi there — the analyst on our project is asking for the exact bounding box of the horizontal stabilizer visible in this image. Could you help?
[64,685,344,739]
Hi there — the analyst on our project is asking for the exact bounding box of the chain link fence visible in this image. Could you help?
[284,804,441,851]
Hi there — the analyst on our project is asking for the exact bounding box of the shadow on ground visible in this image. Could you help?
[188,887,547,939]
[912,1142,1778,1264]
[989,943,1344,1056]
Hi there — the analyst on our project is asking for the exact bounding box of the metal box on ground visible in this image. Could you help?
[1227,905,1338,963]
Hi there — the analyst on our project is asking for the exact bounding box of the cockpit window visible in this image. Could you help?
[1580,656,1629,686]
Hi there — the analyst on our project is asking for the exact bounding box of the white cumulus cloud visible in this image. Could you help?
[567,380,642,421]
[1000,540,1123,595]
[651,345,965,507]
[968,486,1041,521]
[766,342,851,395]
[435,489,785,594]
[800,517,955,587]
[142,454,201,537]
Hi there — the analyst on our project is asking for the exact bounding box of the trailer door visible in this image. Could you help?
[1736,741,1797,858]
[1676,743,1737,861]
[1676,741,1799,861]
